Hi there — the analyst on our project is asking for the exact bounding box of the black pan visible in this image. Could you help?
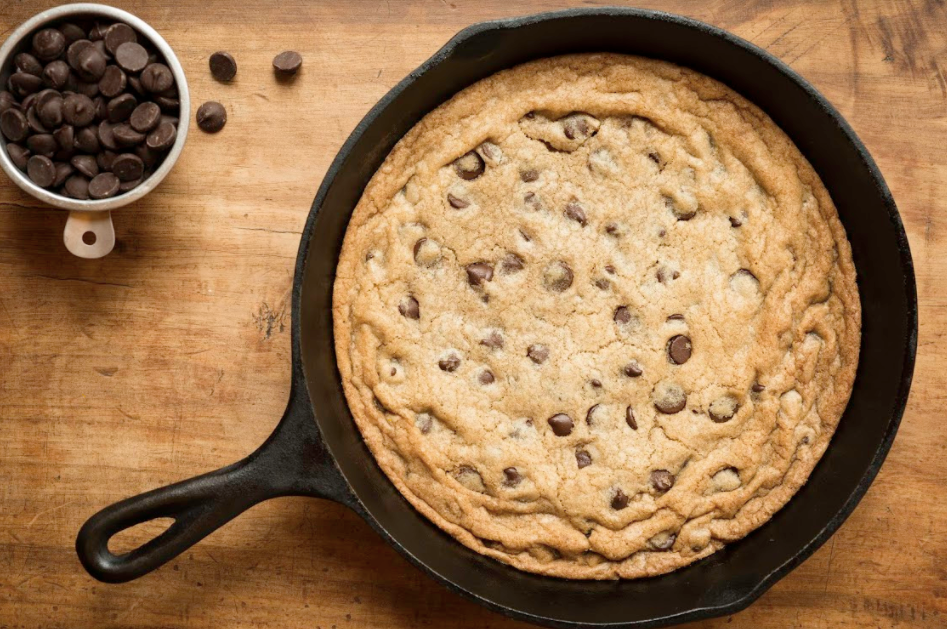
[76,8,917,628]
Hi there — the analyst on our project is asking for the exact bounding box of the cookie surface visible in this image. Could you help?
[332,54,860,579]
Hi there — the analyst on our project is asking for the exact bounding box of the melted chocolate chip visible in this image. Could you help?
[614,306,632,325]
[547,413,574,437]
[709,396,739,423]
[398,296,420,320]
[527,344,549,364]
[438,354,460,372]
[564,201,588,226]
[576,450,592,469]
[465,262,494,287]
[480,331,504,349]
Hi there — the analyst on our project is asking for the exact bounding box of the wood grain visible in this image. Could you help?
[1,1,944,627]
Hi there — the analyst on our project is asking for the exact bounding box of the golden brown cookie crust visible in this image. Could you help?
[332,54,860,579]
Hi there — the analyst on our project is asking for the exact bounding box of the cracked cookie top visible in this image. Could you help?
[332,54,860,579]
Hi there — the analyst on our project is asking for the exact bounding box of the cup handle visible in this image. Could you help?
[64,210,116,259]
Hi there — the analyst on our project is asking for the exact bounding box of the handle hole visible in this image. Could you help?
[107,517,175,556]
[82,231,97,245]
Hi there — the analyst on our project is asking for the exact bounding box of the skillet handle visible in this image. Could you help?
[77,387,353,583]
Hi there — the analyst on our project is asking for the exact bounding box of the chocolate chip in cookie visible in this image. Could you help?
[576,449,592,469]
[543,261,574,292]
[478,369,495,385]
[585,404,600,426]
[466,262,494,287]
[625,406,637,430]
[527,344,549,364]
[438,353,460,372]
[650,469,675,493]
[564,200,588,226]
[447,192,470,209]
[610,489,629,510]
[521,169,538,182]
[667,335,692,365]
[709,395,739,422]
[649,531,677,551]
[547,413,574,436]
[480,331,504,349]
[653,381,686,414]
[502,467,522,486]
[614,306,633,325]
[500,252,525,274]
[398,296,420,320]
[413,238,442,267]
[623,361,643,378]
[453,150,485,180]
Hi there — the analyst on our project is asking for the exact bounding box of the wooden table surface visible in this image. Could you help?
[1,1,944,627]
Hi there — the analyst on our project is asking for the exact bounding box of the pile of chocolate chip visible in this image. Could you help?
[0,21,180,199]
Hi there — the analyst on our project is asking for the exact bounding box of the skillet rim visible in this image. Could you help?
[294,7,918,628]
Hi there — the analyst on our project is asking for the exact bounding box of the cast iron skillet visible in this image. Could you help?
[76,8,917,628]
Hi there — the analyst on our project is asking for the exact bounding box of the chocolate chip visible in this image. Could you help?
[667,314,685,322]
[657,266,679,283]
[60,23,85,44]
[88,172,120,199]
[438,354,460,372]
[115,42,149,73]
[527,344,548,364]
[562,113,597,140]
[0,91,16,114]
[621,361,643,379]
[96,65,126,98]
[590,379,602,388]
[611,489,629,510]
[503,467,522,486]
[37,96,64,129]
[75,46,107,81]
[42,61,70,90]
[650,469,675,493]
[15,53,43,76]
[26,134,56,158]
[752,383,765,393]
[63,174,89,199]
[112,123,145,147]
[547,414,574,437]
[626,406,638,430]
[70,154,98,178]
[412,238,441,267]
[67,40,94,70]
[479,370,495,385]
[273,50,303,75]
[453,151,485,180]
[107,93,137,123]
[140,63,173,93]
[210,51,237,82]
[480,331,504,349]
[709,396,739,423]
[564,201,587,226]
[196,101,227,133]
[650,532,677,551]
[543,261,573,292]
[93,96,108,121]
[96,149,117,171]
[26,107,48,134]
[128,101,160,133]
[521,169,538,182]
[447,193,469,209]
[665,195,696,221]
[585,404,600,425]
[6,143,30,170]
[465,262,493,287]
[576,450,592,469]
[88,23,109,41]
[500,252,524,274]
[729,216,742,227]
[614,306,632,325]
[145,120,176,150]
[8,72,43,98]
[667,335,692,365]
[33,28,66,61]
[398,296,419,320]
[127,75,144,96]
[104,24,137,56]
[653,381,687,414]
[63,93,95,126]
[154,94,179,112]
[112,153,143,181]
[523,191,542,211]
[52,161,73,187]
[594,278,610,290]
[119,174,144,192]
[97,120,118,150]
[26,155,55,187]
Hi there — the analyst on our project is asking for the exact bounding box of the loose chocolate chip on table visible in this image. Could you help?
[0,91,16,114]
[527,344,548,364]
[60,23,86,44]
[6,143,30,170]
[9,72,43,98]
[97,65,126,98]
[70,154,98,178]
[272,50,303,75]
[33,28,67,61]
[438,354,460,372]
[104,23,137,56]
[26,155,55,187]
[140,63,173,93]
[623,361,643,378]
[564,200,588,226]
[447,193,469,209]
[63,93,95,126]
[614,306,632,325]
[209,51,237,82]
[478,370,495,385]
[64,174,89,199]
[107,93,137,123]
[26,134,57,158]
[709,396,739,423]
[502,467,522,486]
[626,406,638,430]
[667,335,692,365]
[75,46,107,82]
[611,489,629,510]
[398,296,420,320]
[88,172,120,199]
[3,108,30,142]
[543,261,574,292]
[53,161,73,187]
[115,42,149,73]
[196,101,227,133]
[650,470,675,493]
[547,413,574,437]
[453,151,484,180]
[15,53,43,76]
[521,169,538,182]
[465,262,494,287]
[145,120,176,150]
[653,381,687,414]
[112,123,145,147]
[96,149,117,171]
[112,153,144,181]
[576,450,592,469]
[480,331,504,349]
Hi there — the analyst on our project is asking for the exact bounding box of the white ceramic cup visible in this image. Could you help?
[0,3,189,258]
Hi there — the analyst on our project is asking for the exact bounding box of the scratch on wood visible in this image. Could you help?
[95,367,119,377]
[29,275,132,289]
